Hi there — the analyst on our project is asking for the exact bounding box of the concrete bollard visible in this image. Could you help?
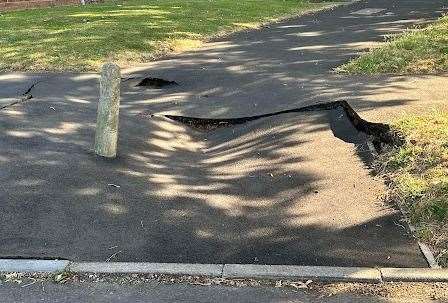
[95,63,121,158]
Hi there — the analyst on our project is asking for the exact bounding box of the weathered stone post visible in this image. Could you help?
[95,63,121,158]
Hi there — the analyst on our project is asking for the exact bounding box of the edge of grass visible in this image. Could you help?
[0,1,346,72]
[118,2,345,71]
[375,110,448,267]
[337,14,448,75]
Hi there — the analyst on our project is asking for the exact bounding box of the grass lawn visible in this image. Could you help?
[0,0,335,72]
[378,111,448,266]
[339,15,448,74]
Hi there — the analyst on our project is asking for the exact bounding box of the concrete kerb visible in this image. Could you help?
[68,262,224,277]
[380,268,448,282]
[1,260,447,282]
[222,264,383,283]
[0,259,70,273]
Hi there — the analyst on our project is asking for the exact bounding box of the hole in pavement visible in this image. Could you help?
[136,77,179,89]
[157,101,401,151]
[150,101,403,167]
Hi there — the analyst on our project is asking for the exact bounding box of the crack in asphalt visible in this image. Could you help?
[0,94,33,110]
[21,82,38,96]
[150,100,402,149]
[0,79,43,110]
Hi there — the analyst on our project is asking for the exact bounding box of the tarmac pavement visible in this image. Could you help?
[0,100,426,266]
[1,0,446,267]
[1,0,447,119]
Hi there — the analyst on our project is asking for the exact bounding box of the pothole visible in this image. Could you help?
[136,77,179,89]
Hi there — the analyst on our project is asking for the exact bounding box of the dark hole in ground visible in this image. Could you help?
[136,77,179,89]
[152,100,403,166]
[160,100,399,147]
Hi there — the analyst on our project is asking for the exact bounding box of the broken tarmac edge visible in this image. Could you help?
[1,259,447,283]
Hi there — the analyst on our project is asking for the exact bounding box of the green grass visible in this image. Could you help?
[0,0,334,72]
[379,111,448,266]
[339,15,448,74]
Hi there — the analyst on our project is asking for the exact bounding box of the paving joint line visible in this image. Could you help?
[220,264,224,277]
[376,267,384,283]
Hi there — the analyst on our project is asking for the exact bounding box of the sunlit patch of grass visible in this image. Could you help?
[378,110,448,266]
[338,15,448,74]
[0,0,336,72]
[166,39,204,53]
[231,22,261,29]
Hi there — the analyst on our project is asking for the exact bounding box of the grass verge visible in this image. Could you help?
[377,111,448,266]
[338,15,448,74]
[0,0,336,72]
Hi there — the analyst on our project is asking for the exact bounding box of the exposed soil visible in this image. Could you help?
[2,272,448,301]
